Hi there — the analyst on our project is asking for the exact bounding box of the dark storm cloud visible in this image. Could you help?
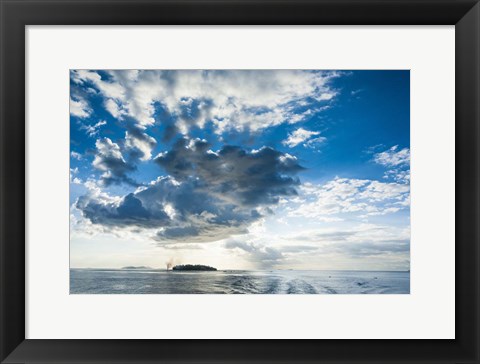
[154,223,249,243]
[77,193,170,228]
[155,138,304,206]
[77,138,304,242]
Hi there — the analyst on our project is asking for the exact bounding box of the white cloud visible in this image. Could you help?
[93,138,124,169]
[71,70,340,133]
[71,177,82,184]
[286,177,410,219]
[80,120,107,137]
[373,145,410,167]
[70,97,91,118]
[383,168,410,184]
[69,168,82,184]
[373,146,410,184]
[104,99,125,118]
[71,151,82,160]
[283,128,324,148]
[304,136,327,149]
[71,70,125,99]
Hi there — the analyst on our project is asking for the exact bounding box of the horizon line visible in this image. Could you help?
[70,267,410,272]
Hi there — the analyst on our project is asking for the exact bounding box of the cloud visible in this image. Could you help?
[350,89,364,97]
[104,98,125,118]
[283,128,325,148]
[373,145,410,167]
[286,177,410,219]
[304,136,327,149]
[71,70,340,133]
[69,167,82,184]
[313,225,410,258]
[92,138,136,186]
[77,175,255,242]
[279,245,319,253]
[80,120,107,137]
[331,240,409,257]
[70,96,91,118]
[71,70,125,100]
[162,243,203,250]
[273,224,409,259]
[373,146,410,184]
[215,219,409,269]
[155,138,304,206]
[383,169,410,184]
[77,192,170,228]
[124,126,157,161]
[77,140,304,243]
[225,240,283,268]
[71,151,82,160]
[288,230,357,242]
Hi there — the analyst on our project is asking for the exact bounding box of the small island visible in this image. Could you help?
[172,264,217,271]
[121,266,152,270]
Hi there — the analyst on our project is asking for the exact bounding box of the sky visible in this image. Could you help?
[70,70,410,271]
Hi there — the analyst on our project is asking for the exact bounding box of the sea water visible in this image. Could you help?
[70,269,409,294]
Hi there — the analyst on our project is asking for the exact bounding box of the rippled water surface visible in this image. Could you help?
[70,269,409,294]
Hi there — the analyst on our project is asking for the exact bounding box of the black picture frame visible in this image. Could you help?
[1,0,479,363]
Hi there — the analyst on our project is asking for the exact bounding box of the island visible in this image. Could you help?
[172,264,217,271]
[121,266,152,270]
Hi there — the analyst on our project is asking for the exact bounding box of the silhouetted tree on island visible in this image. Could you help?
[172,264,217,271]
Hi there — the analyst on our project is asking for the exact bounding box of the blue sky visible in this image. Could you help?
[70,70,410,270]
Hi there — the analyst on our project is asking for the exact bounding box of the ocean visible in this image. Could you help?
[70,268,410,294]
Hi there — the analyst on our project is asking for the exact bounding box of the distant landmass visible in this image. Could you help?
[121,266,152,270]
[172,264,217,271]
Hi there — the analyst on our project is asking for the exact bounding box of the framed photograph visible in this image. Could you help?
[69,68,411,295]
[1,0,478,363]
